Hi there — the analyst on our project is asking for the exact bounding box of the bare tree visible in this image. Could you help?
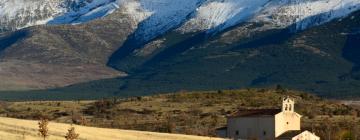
[165,115,176,133]
[38,118,49,140]
[65,126,79,140]
[80,116,87,126]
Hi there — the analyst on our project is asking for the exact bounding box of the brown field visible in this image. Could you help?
[0,117,223,140]
[0,88,359,139]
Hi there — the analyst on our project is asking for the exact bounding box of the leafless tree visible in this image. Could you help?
[38,118,49,140]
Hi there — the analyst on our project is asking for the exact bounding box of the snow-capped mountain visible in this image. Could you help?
[178,0,269,33]
[1,0,360,38]
[0,0,360,97]
[0,0,119,31]
[117,0,360,42]
[0,0,60,31]
[118,0,205,42]
[256,0,360,30]
[48,0,119,24]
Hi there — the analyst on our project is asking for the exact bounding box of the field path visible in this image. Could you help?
[0,117,225,140]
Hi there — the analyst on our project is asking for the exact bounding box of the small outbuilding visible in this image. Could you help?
[276,130,320,140]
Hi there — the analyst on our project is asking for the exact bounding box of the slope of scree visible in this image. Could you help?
[0,10,135,90]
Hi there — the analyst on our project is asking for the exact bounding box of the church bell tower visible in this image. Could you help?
[282,96,295,112]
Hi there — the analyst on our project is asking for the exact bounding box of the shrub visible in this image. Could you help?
[65,126,79,140]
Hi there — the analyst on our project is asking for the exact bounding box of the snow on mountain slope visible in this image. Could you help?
[0,0,61,31]
[122,0,204,42]
[0,0,119,31]
[1,0,360,38]
[256,0,360,30]
[178,0,269,33]
[178,0,360,33]
[48,0,118,24]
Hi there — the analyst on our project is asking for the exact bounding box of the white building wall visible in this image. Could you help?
[275,112,301,137]
[291,131,320,140]
[227,117,276,140]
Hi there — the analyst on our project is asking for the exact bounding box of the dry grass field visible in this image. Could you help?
[0,88,359,139]
[0,117,224,140]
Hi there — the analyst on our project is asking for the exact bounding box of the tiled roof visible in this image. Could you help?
[276,130,302,139]
[228,109,281,117]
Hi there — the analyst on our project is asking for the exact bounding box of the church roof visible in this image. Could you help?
[228,108,281,118]
[215,126,227,131]
[276,130,302,139]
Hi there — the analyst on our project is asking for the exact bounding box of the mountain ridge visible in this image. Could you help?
[0,0,359,99]
[0,10,358,100]
[2,0,359,34]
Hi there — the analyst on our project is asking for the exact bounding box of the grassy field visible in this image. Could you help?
[0,117,223,140]
[0,88,359,139]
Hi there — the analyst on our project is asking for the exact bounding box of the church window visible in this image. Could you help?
[289,104,292,111]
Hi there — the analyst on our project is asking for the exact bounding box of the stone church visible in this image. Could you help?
[216,97,320,140]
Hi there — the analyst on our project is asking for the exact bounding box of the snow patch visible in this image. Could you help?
[48,0,119,24]
[178,0,269,33]
[256,0,360,30]
[128,0,204,42]
[0,0,121,30]
[0,0,63,30]
[116,0,152,24]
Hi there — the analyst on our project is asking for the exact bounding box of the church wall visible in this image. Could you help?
[227,116,276,140]
[275,112,301,137]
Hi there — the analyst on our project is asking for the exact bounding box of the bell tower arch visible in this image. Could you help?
[282,96,295,112]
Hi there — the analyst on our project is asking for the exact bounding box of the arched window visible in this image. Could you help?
[289,104,292,111]
[285,104,288,111]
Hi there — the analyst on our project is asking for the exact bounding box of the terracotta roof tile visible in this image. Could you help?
[228,109,281,117]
